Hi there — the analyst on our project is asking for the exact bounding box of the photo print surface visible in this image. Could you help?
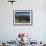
[13,10,32,25]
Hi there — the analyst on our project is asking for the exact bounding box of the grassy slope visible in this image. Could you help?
[15,15,30,23]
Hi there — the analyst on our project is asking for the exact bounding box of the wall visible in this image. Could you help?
[0,0,46,42]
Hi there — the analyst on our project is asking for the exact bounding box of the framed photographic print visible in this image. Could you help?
[13,10,33,25]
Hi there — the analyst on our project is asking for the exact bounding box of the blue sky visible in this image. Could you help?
[16,12,30,16]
